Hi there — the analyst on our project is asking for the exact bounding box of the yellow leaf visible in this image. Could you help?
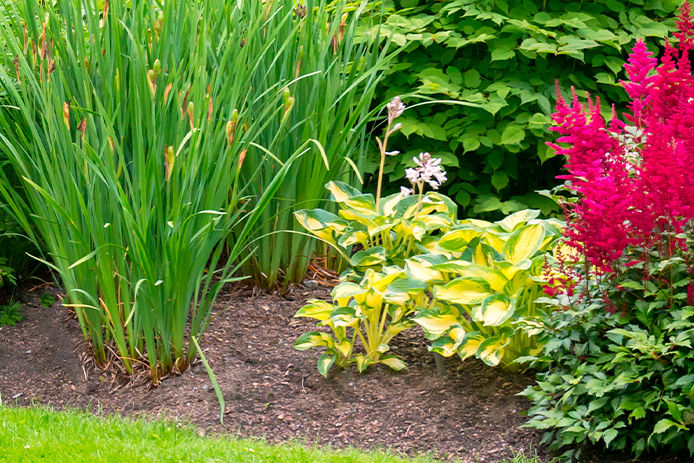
[434,277,491,305]
[503,223,545,264]
[414,313,459,337]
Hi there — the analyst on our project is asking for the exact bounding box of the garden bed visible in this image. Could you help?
[0,283,542,462]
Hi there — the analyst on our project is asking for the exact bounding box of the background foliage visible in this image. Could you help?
[364,0,679,217]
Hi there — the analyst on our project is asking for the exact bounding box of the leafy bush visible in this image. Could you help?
[0,0,322,382]
[295,99,558,375]
[364,0,678,216]
[522,4,694,459]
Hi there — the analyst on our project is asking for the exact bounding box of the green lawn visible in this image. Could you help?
[0,405,544,463]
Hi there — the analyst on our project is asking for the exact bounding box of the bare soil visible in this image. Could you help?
[0,284,687,462]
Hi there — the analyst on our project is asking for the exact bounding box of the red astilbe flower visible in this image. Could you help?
[549,1,694,273]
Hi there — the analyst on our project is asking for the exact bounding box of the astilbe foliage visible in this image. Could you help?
[550,1,694,273]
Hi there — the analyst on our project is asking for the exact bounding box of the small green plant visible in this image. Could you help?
[40,293,56,309]
[0,301,22,326]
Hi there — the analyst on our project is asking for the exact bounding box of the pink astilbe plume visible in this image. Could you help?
[549,1,694,274]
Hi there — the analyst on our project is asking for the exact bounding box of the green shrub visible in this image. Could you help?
[0,300,22,326]
[522,243,694,459]
[364,0,678,216]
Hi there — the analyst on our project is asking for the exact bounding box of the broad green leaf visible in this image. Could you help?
[438,226,483,251]
[326,180,362,202]
[503,223,545,264]
[476,336,508,367]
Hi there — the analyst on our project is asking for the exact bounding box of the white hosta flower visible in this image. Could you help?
[387,97,406,123]
[406,152,447,190]
[400,186,412,197]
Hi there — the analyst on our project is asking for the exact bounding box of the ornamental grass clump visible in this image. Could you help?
[0,0,310,383]
[523,3,694,459]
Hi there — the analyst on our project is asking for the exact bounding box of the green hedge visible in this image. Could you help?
[366,0,679,217]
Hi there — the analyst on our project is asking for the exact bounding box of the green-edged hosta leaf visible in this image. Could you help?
[502,223,545,264]
[405,259,443,283]
[317,353,335,378]
[439,226,483,251]
[350,246,386,268]
[326,180,362,202]
[429,335,459,357]
[458,331,485,360]
[497,209,541,232]
[336,339,352,358]
[473,294,515,326]
[414,309,461,339]
[380,355,408,371]
[294,209,345,243]
[330,306,359,327]
[338,223,370,247]
[434,277,491,305]
[503,271,532,297]
[295,331,335,351]
[332,281,365,305]
[355,354,372,373]
[477,335,509,367]
[295,299,336,321]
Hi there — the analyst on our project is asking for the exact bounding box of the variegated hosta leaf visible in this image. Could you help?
[295,299,336,321]
[405,259,443,284]
[325,180,362,202]
[482,231,507,254]
[294,209,345,244]
[350,246,386,268]
[429,335,459,357]
[476,335,510,367]
[413,308,461,339]
[417,213,454,231]
[502,223,545,265]
[332,281,365,306]
[294,331,336,351]
[330,306,359,327]
[454,263,508,293]
[355,354,372,373]
[383,277,423,306]
[367,217,396,237]
[317,353,335,378]
[338,223,370,248]
[472,294,515,326]
[380,355,407,371]
[336,339,353,358]
[458,331,485,360]
[434,277,491,305]
[438,226,483,252]
[503,271,532,298]
[497,209,541,233]
[381,192,404,216]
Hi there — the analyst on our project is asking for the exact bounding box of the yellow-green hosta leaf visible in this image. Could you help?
[405,259,443,283]
[332,281,365,306]
[350,246,386,268]
[336,339,352,358]
[317,353,335,378]
[380,355,407,371]
[497,209,541,232]
[476,336,510,367]
[330,306,359,327]
[503,223,545,265]
[294,331,335,351]
[381,193,403,216]
[326,180,362,202]
[482,232,507,254]
[457,264,508,293]
[439,226,483,251]
[295,299,336,321]
[294,209,344,243]
[458,331,485,360]
[417,213,454,230]
[503,271,532,297]
[472,243,493,266]
[496,261,521,280]
[338,223,370,248]
[434,277,491,305]
[472,294,515,326]
[367,268,404,293]
[355,354,372,372]
[413,310,460,338]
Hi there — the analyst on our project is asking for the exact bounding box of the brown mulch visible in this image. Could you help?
[0,283,687,463]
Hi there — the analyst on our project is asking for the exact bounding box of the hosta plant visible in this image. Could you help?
[413,210,563,369]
